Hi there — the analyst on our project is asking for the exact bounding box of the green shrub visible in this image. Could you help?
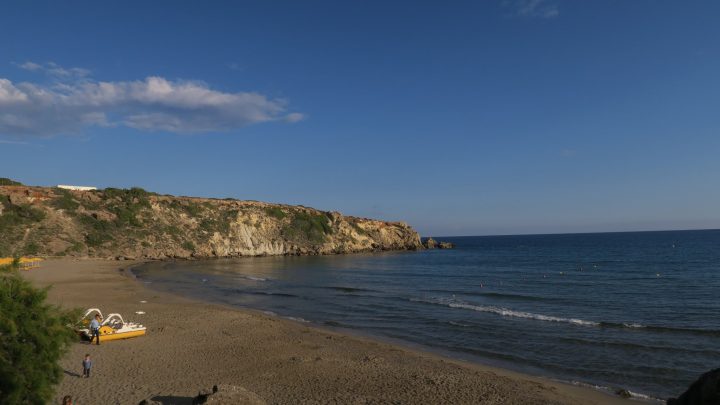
[183,202,203,217]
[0,210,24,232]
[199,209,238,234]
[102,187,124,200]
[0,197,46,233]
[113,206,142,227]
[78,215,113,233]
[104,186,154,202]
[85,232,112,247]
[282,211,333,243]
[65,241,84,254]
[165,225,181,236]
[0,178,22,186]
[23,242,40,255]
[103,187,153,227]
[52,189,79,212]
[181,241,195,251]
[78,216,114,247]
[0,272,79,403]
[352,222,368,235]
[265,207,287,220]
[199,218,215,232]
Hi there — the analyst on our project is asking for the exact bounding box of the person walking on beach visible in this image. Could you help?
[89,314,102,345]
[82,353,92,378]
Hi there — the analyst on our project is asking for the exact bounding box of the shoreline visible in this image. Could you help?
[129,260,661,403]
[25,258,638,404]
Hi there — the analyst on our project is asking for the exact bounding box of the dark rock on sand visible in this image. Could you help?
[615,389,632,399]
[192,384,266,405]
[667,368,720,405]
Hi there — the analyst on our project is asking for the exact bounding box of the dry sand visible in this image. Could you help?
[23,258,636,405]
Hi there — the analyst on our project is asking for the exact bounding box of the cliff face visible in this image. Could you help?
[0,185,423,259]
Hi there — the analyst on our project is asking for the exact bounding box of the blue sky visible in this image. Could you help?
[1,1,719,236]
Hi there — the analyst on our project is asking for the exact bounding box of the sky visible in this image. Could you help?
[1,0,719,236]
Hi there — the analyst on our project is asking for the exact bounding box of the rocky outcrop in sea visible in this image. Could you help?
[423,237,454,249]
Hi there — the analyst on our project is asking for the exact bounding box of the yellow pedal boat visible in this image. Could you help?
[78,308,147,341]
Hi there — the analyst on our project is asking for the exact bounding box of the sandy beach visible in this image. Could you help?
[24,258,635,405]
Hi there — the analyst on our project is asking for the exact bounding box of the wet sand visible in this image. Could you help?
[24,258,634,404]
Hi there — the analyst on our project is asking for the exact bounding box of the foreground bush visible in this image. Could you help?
[0,267,78,404]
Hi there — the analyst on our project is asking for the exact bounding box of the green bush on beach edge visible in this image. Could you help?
[0,266,79,404]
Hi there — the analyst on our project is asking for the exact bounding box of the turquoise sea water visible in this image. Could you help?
[134,229,720,400]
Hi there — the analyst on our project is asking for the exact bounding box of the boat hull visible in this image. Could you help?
[80,328,146,341]
[99,329,146,341]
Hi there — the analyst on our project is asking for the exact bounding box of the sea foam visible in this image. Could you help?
[413,297,599,327]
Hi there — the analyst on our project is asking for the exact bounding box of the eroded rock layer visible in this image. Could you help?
[0,185,423,259]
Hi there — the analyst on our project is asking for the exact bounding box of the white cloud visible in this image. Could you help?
[45,62,91,78]
[0,139,29,145]
[15,61,90,78]
[284,112,305,123]
[18,61,42,71]
[0,63,304,136]
[504,0,559,19]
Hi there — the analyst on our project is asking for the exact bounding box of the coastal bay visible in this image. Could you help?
[25,258,631,404]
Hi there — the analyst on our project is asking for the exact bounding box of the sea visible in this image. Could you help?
[132,229,720,401]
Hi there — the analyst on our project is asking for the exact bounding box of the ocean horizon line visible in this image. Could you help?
[426,227,720,239]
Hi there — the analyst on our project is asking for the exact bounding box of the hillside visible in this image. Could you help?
[0,182,423,259]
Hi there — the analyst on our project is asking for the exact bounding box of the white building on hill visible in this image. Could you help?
[57,185,97,191]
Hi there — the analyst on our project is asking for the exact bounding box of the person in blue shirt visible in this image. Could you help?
[82,353,92,378]
[89,314,102,345]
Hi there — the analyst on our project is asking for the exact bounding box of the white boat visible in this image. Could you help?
[77,308,147,341]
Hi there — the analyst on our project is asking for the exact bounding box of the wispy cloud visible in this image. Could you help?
[227,62,244,72]
[18,61,42,71]
[0,139,30,145]
[0,62,304,136]
[15,61,91,79]
[503,0,559,19]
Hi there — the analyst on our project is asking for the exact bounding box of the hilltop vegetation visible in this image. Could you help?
[0,178,22,186]
[0,181,422,259]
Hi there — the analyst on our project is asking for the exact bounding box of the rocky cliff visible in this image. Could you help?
[0,184,423,259]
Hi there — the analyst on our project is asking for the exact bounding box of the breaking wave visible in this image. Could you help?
[411,297,599,326]
[237,275,267,282]
[412,297,720,336]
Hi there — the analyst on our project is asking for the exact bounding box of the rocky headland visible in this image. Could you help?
[0,182,423,259]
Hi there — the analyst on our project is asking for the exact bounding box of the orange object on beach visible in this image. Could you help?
[0,257,43,270]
